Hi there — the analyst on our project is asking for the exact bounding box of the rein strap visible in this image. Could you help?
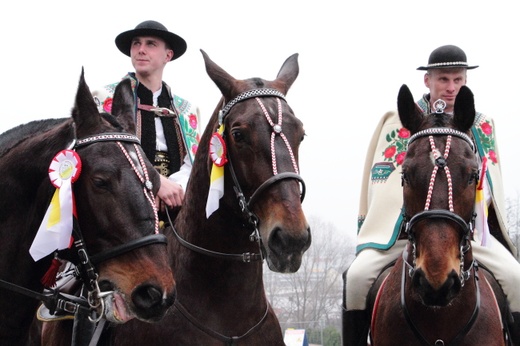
[166,209,262,263]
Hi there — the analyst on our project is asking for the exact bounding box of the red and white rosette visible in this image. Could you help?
[206,125,226,218]
[209,130,228,167]
[30,150,82,261]
[49,150,82,187]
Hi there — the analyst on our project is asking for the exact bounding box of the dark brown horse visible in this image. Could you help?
[44,50,310,345]
[0,71,176,345]
[368,85,507,346]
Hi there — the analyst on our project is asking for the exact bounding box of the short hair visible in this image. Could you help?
[427,67,467,76]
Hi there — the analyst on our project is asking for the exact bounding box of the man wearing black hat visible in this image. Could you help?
[415,45,479,114]
[93,20,200,210]
[342,45,520,345]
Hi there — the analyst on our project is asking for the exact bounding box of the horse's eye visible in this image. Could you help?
[93,177,111,190]
[470,172,479,185]
[231,130,244,142]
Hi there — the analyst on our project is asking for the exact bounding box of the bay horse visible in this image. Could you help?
[0,71,176,345]
[368,85,508,345]
[44,50,311,345]
[113,50,311,345]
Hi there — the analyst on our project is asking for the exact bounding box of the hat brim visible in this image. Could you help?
[115,28,187,61]
[417,64,479,71]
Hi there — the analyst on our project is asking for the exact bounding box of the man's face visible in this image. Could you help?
[424,68,467,113]
[130,36,173,77]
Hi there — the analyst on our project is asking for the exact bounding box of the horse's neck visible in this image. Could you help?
[0,124,72,241]
[0,124,72,343]
[173,195,265,297]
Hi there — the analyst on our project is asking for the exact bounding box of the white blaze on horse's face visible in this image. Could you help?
[430,149,441,165]
[128,150,145,177]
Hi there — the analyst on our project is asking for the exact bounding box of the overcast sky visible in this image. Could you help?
[1,0,519,244]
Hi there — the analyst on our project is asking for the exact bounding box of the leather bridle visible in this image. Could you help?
[170,88,306,263]
[403,127,477,282]
[169,88,305,343]
[400,126,481,345]
[0,132,167,321]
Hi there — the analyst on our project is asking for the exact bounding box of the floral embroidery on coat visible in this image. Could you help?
[416,95,499,165]
[382,127,410,166]
[474,119,498,164]
[174,94,200,157]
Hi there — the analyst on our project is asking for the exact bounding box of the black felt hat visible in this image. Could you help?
[115,20,187,61]
[417,45,478,70]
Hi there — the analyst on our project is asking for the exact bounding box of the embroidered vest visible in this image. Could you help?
[91,73,200,168]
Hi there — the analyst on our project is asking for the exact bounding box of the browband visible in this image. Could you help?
[218,88,285,124]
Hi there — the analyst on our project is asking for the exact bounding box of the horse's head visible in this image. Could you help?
[398,84,479,306]
[200,50,311,273]
[66,70,175,322]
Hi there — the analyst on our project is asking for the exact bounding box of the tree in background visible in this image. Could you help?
[264,216,356,345]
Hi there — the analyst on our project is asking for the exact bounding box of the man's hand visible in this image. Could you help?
[156,174,184,210]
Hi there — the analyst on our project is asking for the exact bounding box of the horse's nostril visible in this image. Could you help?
[132,284,163,310]
[130,283,176,322]
[268,228,287,251]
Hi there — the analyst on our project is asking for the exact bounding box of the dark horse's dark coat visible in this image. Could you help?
[0,71,175,345]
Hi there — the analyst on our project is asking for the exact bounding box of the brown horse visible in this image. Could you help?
[42,50,311,345]
[0,71,175,345]
[368,85,508,346]
[111,50,311,345]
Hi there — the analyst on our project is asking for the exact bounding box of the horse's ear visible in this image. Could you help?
[201,49,237,101]
[273,53,299,95]
[72,68,103,136]
[453,86,476,133]
[397,84,423,134]
[111,79,137,134]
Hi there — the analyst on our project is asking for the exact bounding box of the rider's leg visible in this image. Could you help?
[342,240,406,346]
[509,312,520,346]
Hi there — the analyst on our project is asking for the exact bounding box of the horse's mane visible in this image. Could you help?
[0,118,68,158]
[0,113,124,159]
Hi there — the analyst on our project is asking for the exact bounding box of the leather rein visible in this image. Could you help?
[0,132,167,321]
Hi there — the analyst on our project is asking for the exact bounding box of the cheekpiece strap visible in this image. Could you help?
[218,88,286,125]
[75,133,141,148]
[407,127,474,152]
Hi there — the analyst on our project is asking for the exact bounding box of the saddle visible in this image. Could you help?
[36,262,82,322]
